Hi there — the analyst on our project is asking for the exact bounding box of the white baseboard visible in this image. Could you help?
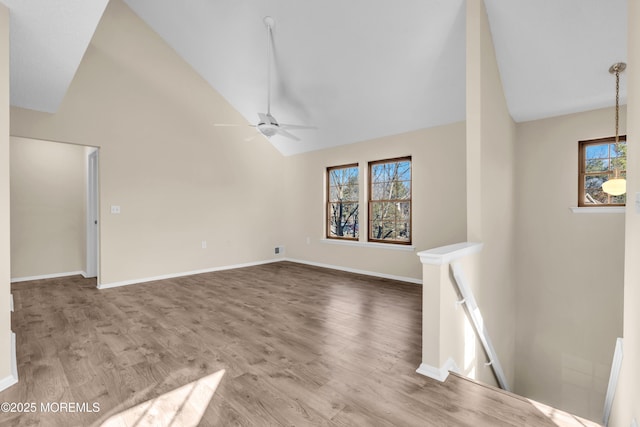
[283,257,422,285]
[0,332,18,392]
[98,258,282,289]
[97,257,421,290]
[416,358,459,382]
[11,271,85,283]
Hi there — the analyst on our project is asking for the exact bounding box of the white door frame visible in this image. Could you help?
[85,148,99,280]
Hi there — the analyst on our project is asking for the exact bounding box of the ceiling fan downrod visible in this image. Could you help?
[263,16,275,117]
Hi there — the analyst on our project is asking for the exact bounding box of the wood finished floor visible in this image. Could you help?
[1,262,599,426]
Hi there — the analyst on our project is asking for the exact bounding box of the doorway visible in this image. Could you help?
[85,148,99,279]
[9,137,99,282]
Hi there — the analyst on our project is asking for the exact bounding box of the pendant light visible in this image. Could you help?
[602,62,626,196]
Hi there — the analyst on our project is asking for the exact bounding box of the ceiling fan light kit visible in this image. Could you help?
[257,120,279,137]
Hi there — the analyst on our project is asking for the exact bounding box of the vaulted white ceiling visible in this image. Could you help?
[0,0,628,156]
[484,0,627,122]
[0,0,109,113]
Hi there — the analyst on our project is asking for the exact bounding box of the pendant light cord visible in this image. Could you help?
[615,68,620,144]
[610,63,625,179]
[602,62,627,195]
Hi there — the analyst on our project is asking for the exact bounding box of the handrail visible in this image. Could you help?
[450,261,510,391]
[602,337,623,426]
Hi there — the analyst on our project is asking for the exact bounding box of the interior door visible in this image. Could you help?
[86,149,99,278]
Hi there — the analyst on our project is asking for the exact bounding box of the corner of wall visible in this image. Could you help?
[0,1,13,385]
[611,0,640,425]
[465,0,517,389]
[0,332,18,392]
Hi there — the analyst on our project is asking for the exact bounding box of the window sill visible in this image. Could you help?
[321,238,416,252]
[569,207,625,214]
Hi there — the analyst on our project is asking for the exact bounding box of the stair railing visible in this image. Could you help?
[450,260,509,391]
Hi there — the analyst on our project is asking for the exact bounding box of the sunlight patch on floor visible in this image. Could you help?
[101,369,225,427]
[528,398,600,427]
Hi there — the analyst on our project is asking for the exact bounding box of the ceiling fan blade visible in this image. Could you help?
[279,123,317,130]
[276,128,301,141]
[213,123,256,129]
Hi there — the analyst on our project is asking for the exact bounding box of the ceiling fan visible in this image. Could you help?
[215,16,315,141]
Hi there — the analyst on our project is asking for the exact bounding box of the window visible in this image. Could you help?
[578,136,626,206]
[369,157,412,244]
[327,164,359,239]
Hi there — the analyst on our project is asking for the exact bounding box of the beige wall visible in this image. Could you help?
[515,107,625,421]
[10,137,86,279]
[611,0,640,425]
[0,2,11,382]
[10,0,286,285]
[283,122,467,281]
[465,0,517,387]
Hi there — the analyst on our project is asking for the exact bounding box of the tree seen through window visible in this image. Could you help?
[369,157,411,244]
[579,136,626,206]
[327,164,359,239]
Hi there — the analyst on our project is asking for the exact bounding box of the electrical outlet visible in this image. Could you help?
[274,247,280,254]
[201,241,207,249]
[110,205,121,214]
